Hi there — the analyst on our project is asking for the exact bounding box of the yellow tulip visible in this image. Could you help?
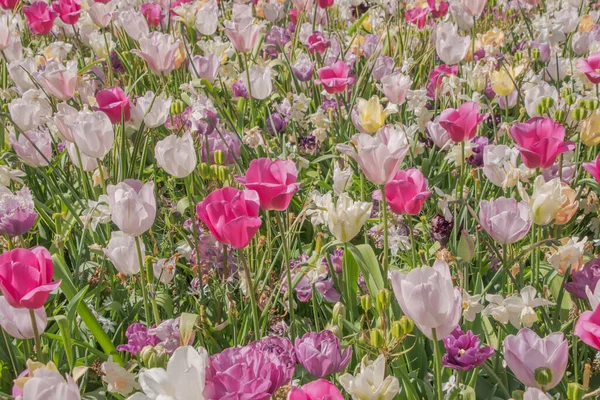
[581,111,600,146]
[490,68,514,97]
[357,96,386,134]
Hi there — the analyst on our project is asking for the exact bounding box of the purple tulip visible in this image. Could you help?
[466,136,489,168]
[117,323,159,355]
[564,257,600,300]
[0,186,38,237]
[430,214,453,246]
[479,197,532,245]
[295,330,352,377]
[292,54,316,82]
[442,327,494,371]
[200,130,242,166]
[266,112,288,135]
[232,80,249,99]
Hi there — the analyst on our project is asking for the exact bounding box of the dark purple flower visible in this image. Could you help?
[466,136,488,168]
[564,258,600,300]
[294,330,352,377]
[298,134,318,155]
[430,214,453,246]
[266,112,288,135]
[117,323,159,355]
[232,80,249,99]
[442,327,494,371]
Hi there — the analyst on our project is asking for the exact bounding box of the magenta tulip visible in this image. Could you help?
[288,380,344,400]
[438,102,488,143]
[95,86,131,124]
[0,0,19,9]
[577,52,600,84]
[196,187,262,249]
[509,117,575,169]
[51,0,81,25]
[315,61,355,94]
[235,158,300,211]
[0,247,61,309]
[574,304,600,351]
[23,1,57,35]
[583,153,600,183]
[375,168,432,215]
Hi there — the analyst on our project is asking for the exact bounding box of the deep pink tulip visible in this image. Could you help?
[317,0,333,8]
[375,169,432,215]
[438,102,488,143]
[574,304,600,351]
[0,247,61,309]
[577,52,600,84]
[427,64,458,99]
[141,2,162,27]
[288,380,344,400]
[196,187,262,249]
[0,0,19,10]
[51,0,81,25]
[509,117,575,169]
[315,61,355,94]
[405,7,429,28]
[583,153,600,183]
[427,0,448,17]
[235,158,300,211]
[95,87,131,124]
[23,2,57,35]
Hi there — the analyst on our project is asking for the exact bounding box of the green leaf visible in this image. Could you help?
[346,243,385,295]
[156,291,174,318]
[55,315,75,371]
[176,197,190,215]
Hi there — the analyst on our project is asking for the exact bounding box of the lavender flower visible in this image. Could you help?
[295,330,352,377]
[442,327,494,371]
[117,323,159,355]
[0,186,38,237]
[564,258,600,300]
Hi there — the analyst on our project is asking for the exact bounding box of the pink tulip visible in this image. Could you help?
[51,0,81,25]
[141,2,162,27]
[23,1,57,35]
[438,102,488,143]
[288,380,344,400]
[224,19,262,53]
[427,64,458,99]
[503,328,568,390]
[196,187,262,249]
[574,304,600,351]
[583,153,600,183]
[0,247,61,309]
[95,86,131,124]
[509,117,575,169]
[315,61,355,94]
[375,169,432,215]
[0,296,47,339]
[405,7,429,28]
[317,0,333,8]
[235,158,301,211]
[0,0,19,10]
[577,52,600,84]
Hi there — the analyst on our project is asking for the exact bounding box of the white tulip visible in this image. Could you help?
[435,22,470,65]
[154,133,197,178]
[327,193,372,242]
[338,355,400,400]
[104,231,144,275]
[72,110,115,159]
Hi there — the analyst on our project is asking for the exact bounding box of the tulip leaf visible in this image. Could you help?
[345,243,385,295]
[55,315,75,372]
[156,291,174,318]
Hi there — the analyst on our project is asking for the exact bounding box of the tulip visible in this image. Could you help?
[355,96,386,134]
[575,299,600,351]
[458,0,486,16]
[8,89,52,132]
[39,60,78,101]
[373,56,395,81]
[503,328,568,390]
[292,53,315,82]
[482,145,527,188]
[154,133,197,178]
[338,355,400,399]
[195,0,218,35]
[327,193,371,242]
[375,168,432,215]
[22,368,80,400]
[583,153,600,183]
[523,82,558,118]
[107,180,156,237]
[130,91,172,129]
[96,86,131,124]
[53,102,78,142]
[51,0,81,25]
[315,61,355,94]
[117,9,150,41]
[224,18,262,53]
[10,130,52,168]
[307,31,330,54]
[426,117,452,149]
[0,0,19,10]
[581,111,600,146]
[553,183,578,225]
[289,380,343,400]
[0,12,16,50]
[190,54,220,82]
[524,388,551,400]
[295,330,352,377]
[479,197,531,245]
[23,1,57,35]
[104,232,143,275]
[7,58,37,91]
[66,142,97,172]
[490,67,516,97]
[141,2,162,27]
[337,128,410,185]
[405,6,428,28]
[564,258,600,300]
[391,260,462,339]
[438,102,488,143]
[509,117,575,169]
[577,51,600,84]
[196,187,262,249]
[442,327,494,371]
[200,130,242,166]
[0,247,61,309]
[71,110,114,159]
[88,1,115,28]
[435,22,470,65]
[427,64,459,98]
[235,158,300,211]
[0,186,37,237]
[0,296,46,339]
[520,176,565,226]
[241,65,273,100]
[380,71,412,105]
[133,32,180,75]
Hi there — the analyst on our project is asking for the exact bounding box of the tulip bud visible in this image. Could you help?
[561,87,572,98]
[567,383,586,400]
[171,99,185,115]
[199,163,211,179]
[213,150,225,165]
[459,387,476,400]
[572,107,589,121]
[534,367,553,387]
[457,230,475,262]
[360,294,372,312]
[217,165,230,181]
[514,52,523,62]
[553,109,566,122]
[540,96,555,110]
[209,164,219,179]
[140,345,168,369]
[585,99,599,111]
[326,323,343,339]
[332,302,346,325]
[565,94,577,105]
[391,320,404,339]
[399,315,414,334]
[531,48,540,60]
[370,328,384,348]
[512,390,525,400]
[375,289,390,313]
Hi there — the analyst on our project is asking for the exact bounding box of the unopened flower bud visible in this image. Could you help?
[512,390,525,400]
[140,346,168,369]
[585,99,599,111]
[565,94,577,106]
[213,150,225,165]
[572,107,589,121]
[540,96,555,110]
[459,387,476,400]
[567,383,586,400]
[457,230,475,262]
[399,315,414,335]
[531,48,540,60]
[217,165,230,181]
[170,99,185,114]
[536,103,547,115]
[209,164,219,179]
[561,87,572,98]
[514,52,523,62]
[332,302,346,325]
[360,294,371,313]
[553,109,566,122]
[375,289,390,313]
[370,328,384,348]
[199,163,211,179]
[391,320,404,339]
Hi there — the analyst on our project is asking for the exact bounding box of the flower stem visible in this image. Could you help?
[380,185,389,286]
[277,212,296,340]
[432,328,444,400]
[406,216,418,268]
[135,236,152,326]
[239,250,261,341]
[29,309,43,363]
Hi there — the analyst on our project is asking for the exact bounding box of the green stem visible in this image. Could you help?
[312,283,320,331]
[239,250,261,341]
[380,185,389,286]
[406,216,418,268]
[29,309,43,362]
[1,328,17,376]
[135,236,152,326]
[432,328,444,400]
[277,212,296,340]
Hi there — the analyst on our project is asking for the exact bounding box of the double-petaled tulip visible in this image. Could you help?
[337,128,410,185]
[435,22,470,65]
[224,18,262,53]
[289,380,343,400]
[295,330,352,378]
[583,153,600,183]
[0,247,61,309]
[104,231,143,275]
[439,102,488,143]
[0,186,37,237]
[577,52,600,84]
[380,71,412,105]
[23,1,57,35]
[391,260,462,339]
[96,87,131,124]
[235,158,300,211]
[10,130,52,167]
[0,296,47,339]
[107,180,156,237]
[241,65,273,100]
[196,187,262,249]
[133,32,179,75]
[154,133,197,178]
[39,60,78,101]
[503,328,568,390]
[376,169,432,215]
[509,117,575,169]
[71,109,114,159]
[191,54,220,82]
[51,0,81,25]
[327,194,372,243]
[315,61,355,94]
[479,197,532,245]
